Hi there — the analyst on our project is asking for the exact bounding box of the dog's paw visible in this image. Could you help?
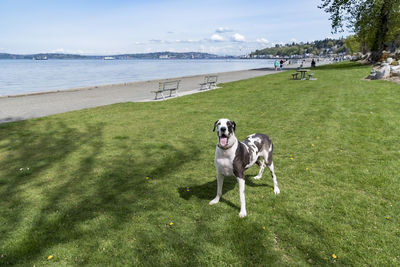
[209,198,220,205]
[253,175,262,180]
[239,210,247,218]
[274,187,280,195]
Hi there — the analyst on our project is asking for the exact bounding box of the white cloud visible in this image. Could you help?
[52,48,65,53]
[216,27,233,33]
[256,38,269,44]
[210,34,224,42]
[231,33,245,42]
[176,39,202,44]
[149,39,163,43]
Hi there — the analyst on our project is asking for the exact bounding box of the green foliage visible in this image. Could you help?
[252,38,347,57]
[1,63,400,265]
[319,0,400,61]
[345,35,361,55]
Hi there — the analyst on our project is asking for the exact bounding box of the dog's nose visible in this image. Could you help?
[220,127,226,132]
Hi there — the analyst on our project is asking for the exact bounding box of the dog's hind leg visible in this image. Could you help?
[209,172,224,205]
[267,161,280,195]
[253,158,265,180]
[263,145,280,195]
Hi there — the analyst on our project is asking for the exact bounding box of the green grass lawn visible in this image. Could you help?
[0,62,399,266]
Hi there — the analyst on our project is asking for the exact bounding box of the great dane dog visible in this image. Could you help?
[210,118,280,217]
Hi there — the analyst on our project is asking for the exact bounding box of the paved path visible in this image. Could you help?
[0,67,290,123]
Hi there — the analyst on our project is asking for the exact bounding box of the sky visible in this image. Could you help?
[0,0,349,56]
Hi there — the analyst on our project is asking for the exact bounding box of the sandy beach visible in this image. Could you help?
[0,63,320,124]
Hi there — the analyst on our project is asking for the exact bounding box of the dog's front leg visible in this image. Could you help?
[236,177,247,217]
[209,172,224,205]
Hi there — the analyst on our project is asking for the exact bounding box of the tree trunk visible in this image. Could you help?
[370,0,393,62]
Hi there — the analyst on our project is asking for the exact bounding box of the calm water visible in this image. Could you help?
[0,59,274,96]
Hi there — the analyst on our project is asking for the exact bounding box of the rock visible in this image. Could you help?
[392,68,400,77]
[386,57,393,64]
[391,65,400,71]
[375,65,391,79]
[368,69,377,79]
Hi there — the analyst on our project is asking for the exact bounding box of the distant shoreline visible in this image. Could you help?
[0,59,337,123]
[0,67,280,123]
[0,59,277,96]
[0,60,332,98]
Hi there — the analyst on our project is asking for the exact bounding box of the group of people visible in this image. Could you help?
[274,58,317,70]
[274,59,285,71]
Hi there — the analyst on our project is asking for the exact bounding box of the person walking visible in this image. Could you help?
[274,60,279,71]
[279,59,284,70]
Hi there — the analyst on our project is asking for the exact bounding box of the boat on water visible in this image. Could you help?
[104,56,115,60]
[33,56,48,60]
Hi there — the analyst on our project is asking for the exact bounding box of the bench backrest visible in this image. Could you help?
[207,75,218,83]
[159,80,180,90]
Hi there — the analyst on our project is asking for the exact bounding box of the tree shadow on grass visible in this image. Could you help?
[0,119,106,264]
[276,209,350,266]
[0,119,200,265]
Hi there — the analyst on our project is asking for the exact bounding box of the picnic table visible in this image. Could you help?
[297,69,310,80]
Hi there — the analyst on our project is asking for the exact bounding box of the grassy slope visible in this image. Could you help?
[0,62,399,266]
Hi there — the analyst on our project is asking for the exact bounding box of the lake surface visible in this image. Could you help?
[0,59,274,96]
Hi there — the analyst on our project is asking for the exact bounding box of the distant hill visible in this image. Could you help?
[250,38,348,58]
[0,52,231,60]
[0,53,95,60]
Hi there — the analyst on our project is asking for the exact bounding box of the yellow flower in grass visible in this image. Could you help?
[48,255,54,260]
[312,144,315,147]
[169,222,174,226]
[332,254,337,259]
[145,176,150,180]
[306,168,310,171]
[186,187,190,192]
[385,216,391,220]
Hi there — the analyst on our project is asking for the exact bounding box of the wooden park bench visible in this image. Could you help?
[199,75,218,90]
[152,80,180,100]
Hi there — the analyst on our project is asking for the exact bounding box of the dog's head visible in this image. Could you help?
[213,118,236,148]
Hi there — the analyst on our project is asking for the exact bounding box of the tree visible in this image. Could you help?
[319,0,400,61]
[344,35,360,55]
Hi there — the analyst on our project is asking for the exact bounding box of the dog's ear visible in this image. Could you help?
[213,120,219,132]
[231,120,236,132]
